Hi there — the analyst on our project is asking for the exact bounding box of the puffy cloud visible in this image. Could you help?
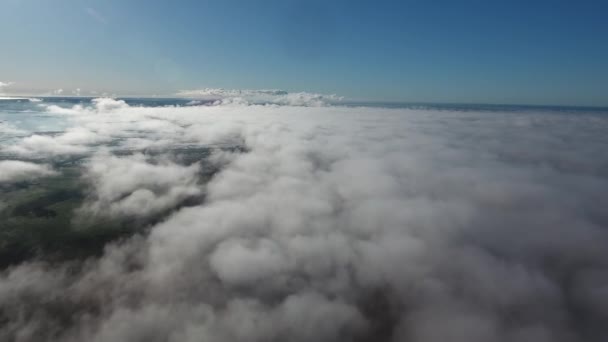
[1,98,608,341]
[78,152,203,218]
[91,97,128,111]
[209,238,291,285]
[0,160,57,182]
[4,127,109,156]
[45,97,129,115]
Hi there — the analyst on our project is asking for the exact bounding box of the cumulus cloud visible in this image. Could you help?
[0,160,57,182]
[176,88,342,106]
[1,98,608,341]
[4,127,109,156]
[45,97,129,115]
[78,152,203,218]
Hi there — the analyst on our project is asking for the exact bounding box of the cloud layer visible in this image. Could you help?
[1,98,608,341]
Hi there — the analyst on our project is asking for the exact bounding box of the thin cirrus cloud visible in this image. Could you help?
[0,94,607,341]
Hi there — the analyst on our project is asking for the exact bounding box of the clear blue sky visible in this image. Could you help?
[1,0,607,105]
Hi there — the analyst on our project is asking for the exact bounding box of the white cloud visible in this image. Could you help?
[4,127,110,156]
[0,97,607,341]
[91,97,128,111]
[79,152,202,217]
[209,238,290,285]
[0,160,57,182]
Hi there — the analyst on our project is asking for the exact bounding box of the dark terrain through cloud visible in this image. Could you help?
[1,95,608,341]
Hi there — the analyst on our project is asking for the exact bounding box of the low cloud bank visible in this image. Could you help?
[0,99,608,341]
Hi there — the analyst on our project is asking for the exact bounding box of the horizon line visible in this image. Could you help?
[3,94,608,111]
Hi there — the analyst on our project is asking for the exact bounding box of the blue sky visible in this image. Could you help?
[1,0,607,105]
